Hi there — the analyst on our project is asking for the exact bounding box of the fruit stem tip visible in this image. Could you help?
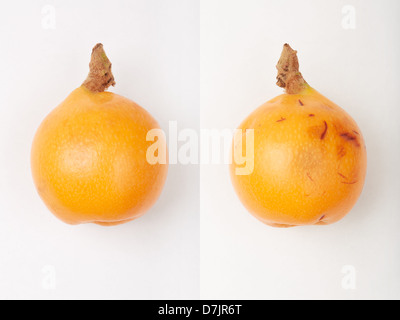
[82,43,116,93]
[276,43,307,94]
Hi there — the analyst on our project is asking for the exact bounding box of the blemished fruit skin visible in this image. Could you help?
[230,86,367,227]
[31,86,168,226]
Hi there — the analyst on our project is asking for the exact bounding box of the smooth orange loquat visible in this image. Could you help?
[31,44,168,226]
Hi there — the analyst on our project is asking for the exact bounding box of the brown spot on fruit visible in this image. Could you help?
[337,172,357,184]
[306,172,314,182]
[276,117,286,122]
[308,114,315,117]
[337,146,346,158]
[337,172,347,179]
[340,132,360,147]
[298,99,304,106]
[342,181,357,185]
[320,121,328,140]
[319,215,325,221]
[308,121,328,140]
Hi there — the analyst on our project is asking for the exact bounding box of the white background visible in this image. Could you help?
[0,0,199,299]
[200,0,400,299]
[1,0,399,301]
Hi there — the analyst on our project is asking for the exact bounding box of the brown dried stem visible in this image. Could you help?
[82,43,116,93]
[276,43,307,94]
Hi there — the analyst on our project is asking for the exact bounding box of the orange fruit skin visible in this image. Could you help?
[230,87,367,227]
[31,87,168,226]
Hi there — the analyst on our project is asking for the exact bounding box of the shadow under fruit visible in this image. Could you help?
[230,44,367,227]
[31,44,168,226]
